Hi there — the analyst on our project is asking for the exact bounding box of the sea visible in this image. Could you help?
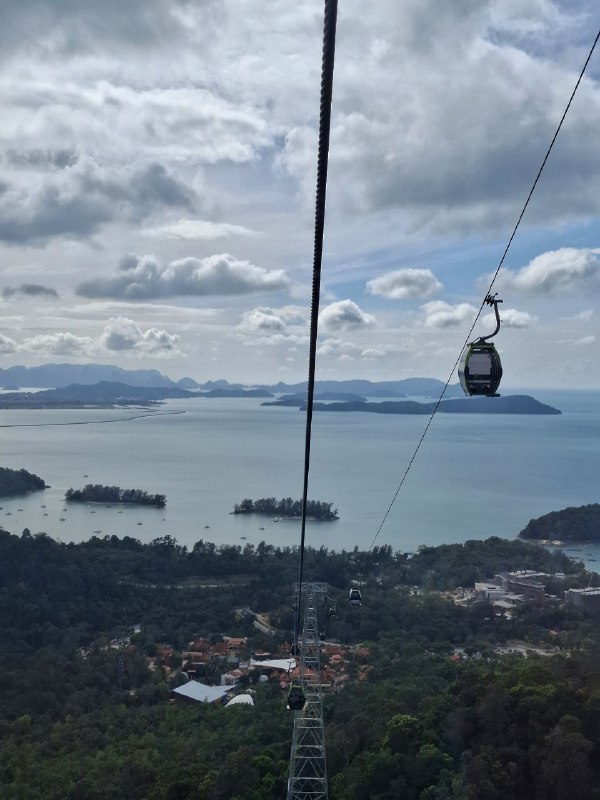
[0,389,599,567]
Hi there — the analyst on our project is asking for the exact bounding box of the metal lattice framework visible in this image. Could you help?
[287,583,329,800]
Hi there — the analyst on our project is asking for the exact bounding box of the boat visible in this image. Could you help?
[41,504,46,508]
[17,508,23,511]
[43,513,48,516]
[59,517,65,521]
[93,530,102,534]
[5,512,12,516]
[137,522,143,526]
[83,475,88,478]
[259,527,265,531]
[241,536,247,540]
[205,525,210,529]
[272,517,281,522]
[90,510,96,514]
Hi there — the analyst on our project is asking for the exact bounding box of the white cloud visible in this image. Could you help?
[421,301,477,328]
[147,219,258,241]
[366,268,442,299]
[239,308,286,333]
[319,299,376,332]
[25,332,96,356]
[77,253,291,299]
[0,333,18,353]
[316,338,362,359]
[361,348,386,358]
[575,334,596,346]
[101,317,179,353]
[482,307,536,328]
[499,248,600,294]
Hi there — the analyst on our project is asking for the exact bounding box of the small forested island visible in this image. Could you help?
[66,484,166,507]
[0,466,46,497]
[520,503,600,542]
[233,497,338,520]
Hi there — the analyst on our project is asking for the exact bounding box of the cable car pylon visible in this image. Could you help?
[287,582,328,800]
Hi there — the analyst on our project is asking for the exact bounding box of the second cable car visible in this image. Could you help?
[287,683,306,711]
[458,294,503,397]
[349,588,362,607]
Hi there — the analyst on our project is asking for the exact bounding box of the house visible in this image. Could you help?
[171,680,235,705]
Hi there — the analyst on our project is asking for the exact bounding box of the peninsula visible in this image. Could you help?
[0,467,46,497]
[66,484,166,507]
[519,503,600,542]
[233,497,338,520]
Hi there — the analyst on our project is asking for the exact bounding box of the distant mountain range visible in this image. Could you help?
[0,363,197,389]
[0,364,464,398]
[0,372,561,415]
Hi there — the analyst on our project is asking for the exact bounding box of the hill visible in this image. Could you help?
[520,503,600,541]
[0,363,201,389]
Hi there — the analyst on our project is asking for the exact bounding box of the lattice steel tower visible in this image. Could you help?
[287,582,329,800]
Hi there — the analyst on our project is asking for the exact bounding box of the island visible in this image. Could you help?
[519,503,600,542]
[66,484,166,507]
[0,466,46,497]
[263,394,561,415]
[232,497,338,520]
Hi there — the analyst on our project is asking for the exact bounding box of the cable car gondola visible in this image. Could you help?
[287,683,306,711]
[349,588,362,607]
[458,294,503,397]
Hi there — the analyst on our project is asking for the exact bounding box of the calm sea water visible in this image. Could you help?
[0,389,598,565]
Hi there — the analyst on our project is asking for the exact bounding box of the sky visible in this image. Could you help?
[0,0,599,387]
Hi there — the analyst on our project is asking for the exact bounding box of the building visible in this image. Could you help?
[496,571,546,599]
[171,680,235,705]
[564,588,600,610]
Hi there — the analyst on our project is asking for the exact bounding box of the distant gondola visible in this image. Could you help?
[458,294,503,397]
[349,588,362,607]
[287,684,306,710]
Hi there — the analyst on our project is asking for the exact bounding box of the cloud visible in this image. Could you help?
[279,3,600,235]
[367,268,442,299]
[77,253,291,300]
[316,338,362,359]
[101,317,179,353]
[361,348,386,358]
[319,300,376,332]
[147,219,258,241]
[420,301,477,328]
[0,159,195,245]
[574,334,596,346]
[239,308,286,333]
[2,283,59,299]
[26,332,95,356]
[482,307,536,328]
[0,333,18,353]
[499,248,600,294]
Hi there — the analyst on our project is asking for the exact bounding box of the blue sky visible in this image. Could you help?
[0,0,599,387]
